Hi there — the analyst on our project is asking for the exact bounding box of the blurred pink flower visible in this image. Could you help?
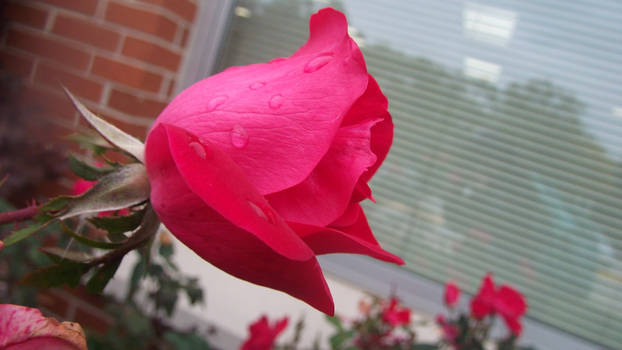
[0,304,87,350]
[444,281,460,307]
[240,315,288,350]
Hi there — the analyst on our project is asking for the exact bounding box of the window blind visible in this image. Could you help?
[218,1,622,348]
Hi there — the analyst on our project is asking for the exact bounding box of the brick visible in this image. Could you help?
[52,14,121,51]
[122,36,181,71]
[3,2,48,29]
[35,63,103,102]
[6,29,91,70]
[0,50,34,77]
[37,0,98,15]
[105,1,177,41]
[138,0,197,22]
[91,56,162,92]
[108,88,167,118]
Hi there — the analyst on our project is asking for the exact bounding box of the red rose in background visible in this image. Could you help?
[443,281,460,308]
[470,274,496,319]
[470,274,527,335]
[0,304,87,350]
[240,315,288,350]
[145,8,402,314]
[382,298,411,327]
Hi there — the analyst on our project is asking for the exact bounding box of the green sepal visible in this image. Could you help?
[39,196,72,213]
[40,246,94,264]
[69,155,113,181]
[3,221,50,247]
[86,258,123,293]
[89,210,144,236]
[21,262,90,288]
[59,221,122,249]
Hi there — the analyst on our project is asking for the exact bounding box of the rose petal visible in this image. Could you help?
[151,8,368,195]
[146,124,334,314]
[289,205,404,265]
[344,75,394,201]
[267,120,378,226]
[0,304,87,350]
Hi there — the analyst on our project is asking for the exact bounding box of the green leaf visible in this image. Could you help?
[89,210,144,236]
[40,246,94,264]
[3,221,49,246]
[21,262,90,288]
[159,241,174,259]
[69,155,113,181]
[86,258,122,293]
[64,88,145,163]
[39,196,72,213]
[60,164,150,220]
[329,330,354,349]
[59,221,122,249]
[164,331,212,350]
[126,252,147,302]
[325,315,344,331]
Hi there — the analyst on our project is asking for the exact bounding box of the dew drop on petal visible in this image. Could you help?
[206,95,228,112]
[248,201,277,224]
[249,82,266,90]
[304,52,334,73]
[230,124,248,149]
[269,94,284,109]
[189,141,207,159]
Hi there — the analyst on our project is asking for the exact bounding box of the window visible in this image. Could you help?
[207,1,622,348]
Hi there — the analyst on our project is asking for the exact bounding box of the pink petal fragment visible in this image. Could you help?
[149,123,313,261]
[289,205,404,265]
[267,120,378,226]
[145,124,334,314]
[0,304,86,350]
[151,8,368,195]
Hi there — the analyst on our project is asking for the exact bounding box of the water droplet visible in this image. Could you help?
[230,124,248,149]
[269,94,284,109]
[304,52,334,73]
[249,82,266,90]
[207,95,228,112]
[248,201,277,224]
[188,141,207,159]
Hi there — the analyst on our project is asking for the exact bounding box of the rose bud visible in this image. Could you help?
[145,8,403,315]
[443,281,460,308]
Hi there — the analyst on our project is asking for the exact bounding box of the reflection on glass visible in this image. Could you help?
[219,1,622,348]
[463,2,517,46]
[463,56,502,83]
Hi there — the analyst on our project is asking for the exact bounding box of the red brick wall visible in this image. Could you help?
[1,0,199,140]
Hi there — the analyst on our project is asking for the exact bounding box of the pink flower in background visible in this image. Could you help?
[470,273,496,319]
[240,315,288,350]
[495,285,527,335]
[0,304,87,350]
[470,274,527,335]
[381,297,411,327]
[444,281,460,307]
[145,7,402,315]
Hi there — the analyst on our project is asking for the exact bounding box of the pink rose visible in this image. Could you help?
[145,8,402,314]
[443,281,460,308]
[240,315,288,350]
[470,274,527,336]
[0,304,87,350]
[381,298,411,327]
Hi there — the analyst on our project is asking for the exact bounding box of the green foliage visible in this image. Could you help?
[89,210,144,237]
[68,155,113,181]
[22,261,90,288]
[86,257,122,293]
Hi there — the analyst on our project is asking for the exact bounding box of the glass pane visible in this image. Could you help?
[218,1,622,348]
